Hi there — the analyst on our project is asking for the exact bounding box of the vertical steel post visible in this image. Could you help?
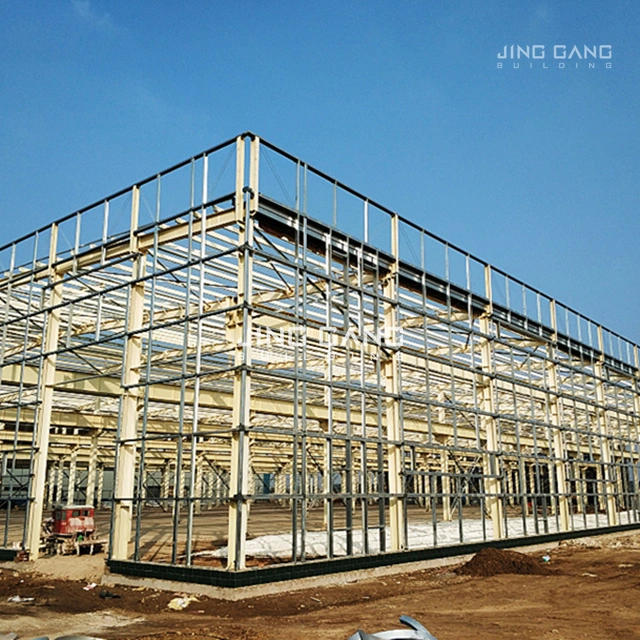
[441,448,452,521]
[383,213,404,551]
[480,265,505,540]
[112,186,144,560]
[25,225,62,559]
[594,326,618,526]
[186,153,209,565]
[322,231,335,553]
[54,460,63,504]
[548,301,570,531]
[66,447,78,506]
[46,464,56,509]
[96,465,104,509]
[633,346,640,518]
[194,455,203,516]
[161,460,170,511]
[85,431,99,507]
[227,134,257,570]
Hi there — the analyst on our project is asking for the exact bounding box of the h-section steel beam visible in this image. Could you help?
[548,301,570,532]
[383,213,405,551]
[227,135,258,570]
[111,187,145,560]
[595,326,619,527]
[25,227,63,559]
[480,266,505,541]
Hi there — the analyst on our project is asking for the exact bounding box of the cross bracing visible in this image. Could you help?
[0,133,639,575]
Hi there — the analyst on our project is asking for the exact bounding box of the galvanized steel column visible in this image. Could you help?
[441,449,452,521]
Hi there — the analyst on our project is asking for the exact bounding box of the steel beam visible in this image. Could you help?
[480,266,505,540]
[384,213,405,551]
[548,301,570,531]
[595,326,619,527]
[111,189,145,559]
[25,225,63,559]
[85,430,99,507]
[227,135,256,570]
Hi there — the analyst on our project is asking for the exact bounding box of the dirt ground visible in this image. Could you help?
[1,534,640,640]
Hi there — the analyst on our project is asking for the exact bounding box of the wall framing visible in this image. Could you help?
[1,133,639,580]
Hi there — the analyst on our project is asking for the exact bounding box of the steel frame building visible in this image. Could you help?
[1,133,639,581]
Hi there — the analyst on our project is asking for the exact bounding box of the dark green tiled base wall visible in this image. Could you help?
[107,521,640,589]
[0,548,18,562]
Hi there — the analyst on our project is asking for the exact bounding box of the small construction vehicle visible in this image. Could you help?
[41,505,106,555]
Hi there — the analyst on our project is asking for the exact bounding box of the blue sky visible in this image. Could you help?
[1,1,639,343]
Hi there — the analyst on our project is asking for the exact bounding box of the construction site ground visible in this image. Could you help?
[1,532,640,640]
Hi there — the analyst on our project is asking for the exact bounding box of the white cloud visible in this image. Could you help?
[535,4,549,20]
[71,0,123,36]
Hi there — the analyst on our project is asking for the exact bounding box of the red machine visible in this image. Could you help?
[52,506,95,535]
[42,505,105,555]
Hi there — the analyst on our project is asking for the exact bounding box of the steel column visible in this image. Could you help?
[480,266,505,540]
[595,327,619,527]
[227,134,257,570]
[112,187,144,560]
[383,213,405,551]
[25,225,62,559]
[547,301,570,531]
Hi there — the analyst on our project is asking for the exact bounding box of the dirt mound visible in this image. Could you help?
[456,547,551,577]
